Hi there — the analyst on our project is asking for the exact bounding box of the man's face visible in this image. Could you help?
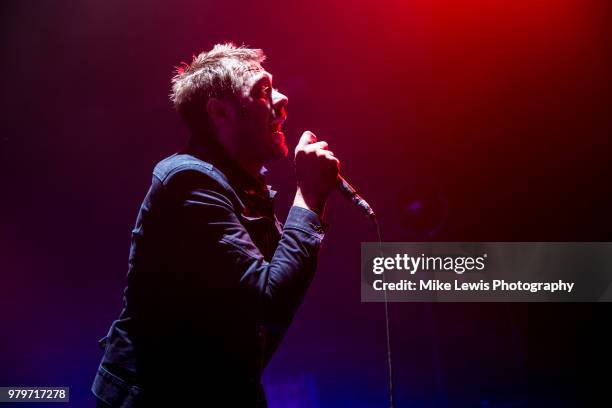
[231,68,289,163]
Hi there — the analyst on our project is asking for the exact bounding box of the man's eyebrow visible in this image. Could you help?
[252,73,273,87]
[259,72,273,83]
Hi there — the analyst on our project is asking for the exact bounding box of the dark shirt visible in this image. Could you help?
[92,138,326,407]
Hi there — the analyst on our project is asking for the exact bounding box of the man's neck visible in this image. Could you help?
[232,154,264,181]
[190,132,264,182]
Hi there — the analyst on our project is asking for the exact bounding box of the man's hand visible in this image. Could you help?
[293,131,340,217]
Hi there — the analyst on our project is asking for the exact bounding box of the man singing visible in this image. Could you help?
[92,43,339,407]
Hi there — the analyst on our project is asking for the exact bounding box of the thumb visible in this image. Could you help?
[296,131,317,150]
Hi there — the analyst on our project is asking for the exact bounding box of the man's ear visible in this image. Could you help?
[206,97,234,128]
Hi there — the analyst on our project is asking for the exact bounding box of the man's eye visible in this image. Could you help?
[260,86,271,98]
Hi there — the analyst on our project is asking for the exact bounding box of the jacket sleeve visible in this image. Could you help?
[163,168,325,335]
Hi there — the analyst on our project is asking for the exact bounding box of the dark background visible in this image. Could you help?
[1,0,611,406]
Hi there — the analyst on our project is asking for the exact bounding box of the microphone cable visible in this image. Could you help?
[372,215,395,408]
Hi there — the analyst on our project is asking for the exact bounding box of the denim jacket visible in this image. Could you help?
[92,138,326,407]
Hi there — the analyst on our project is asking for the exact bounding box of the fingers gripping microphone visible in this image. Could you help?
[336,175,376,220]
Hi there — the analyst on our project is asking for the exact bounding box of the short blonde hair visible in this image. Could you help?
[170,43,266,132]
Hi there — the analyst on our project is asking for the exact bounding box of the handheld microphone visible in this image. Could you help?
[336,175,375,220]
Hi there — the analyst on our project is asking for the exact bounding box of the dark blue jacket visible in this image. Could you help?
[92,138,325,407]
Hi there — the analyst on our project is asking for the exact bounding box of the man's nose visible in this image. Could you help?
[272,89,288,117]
